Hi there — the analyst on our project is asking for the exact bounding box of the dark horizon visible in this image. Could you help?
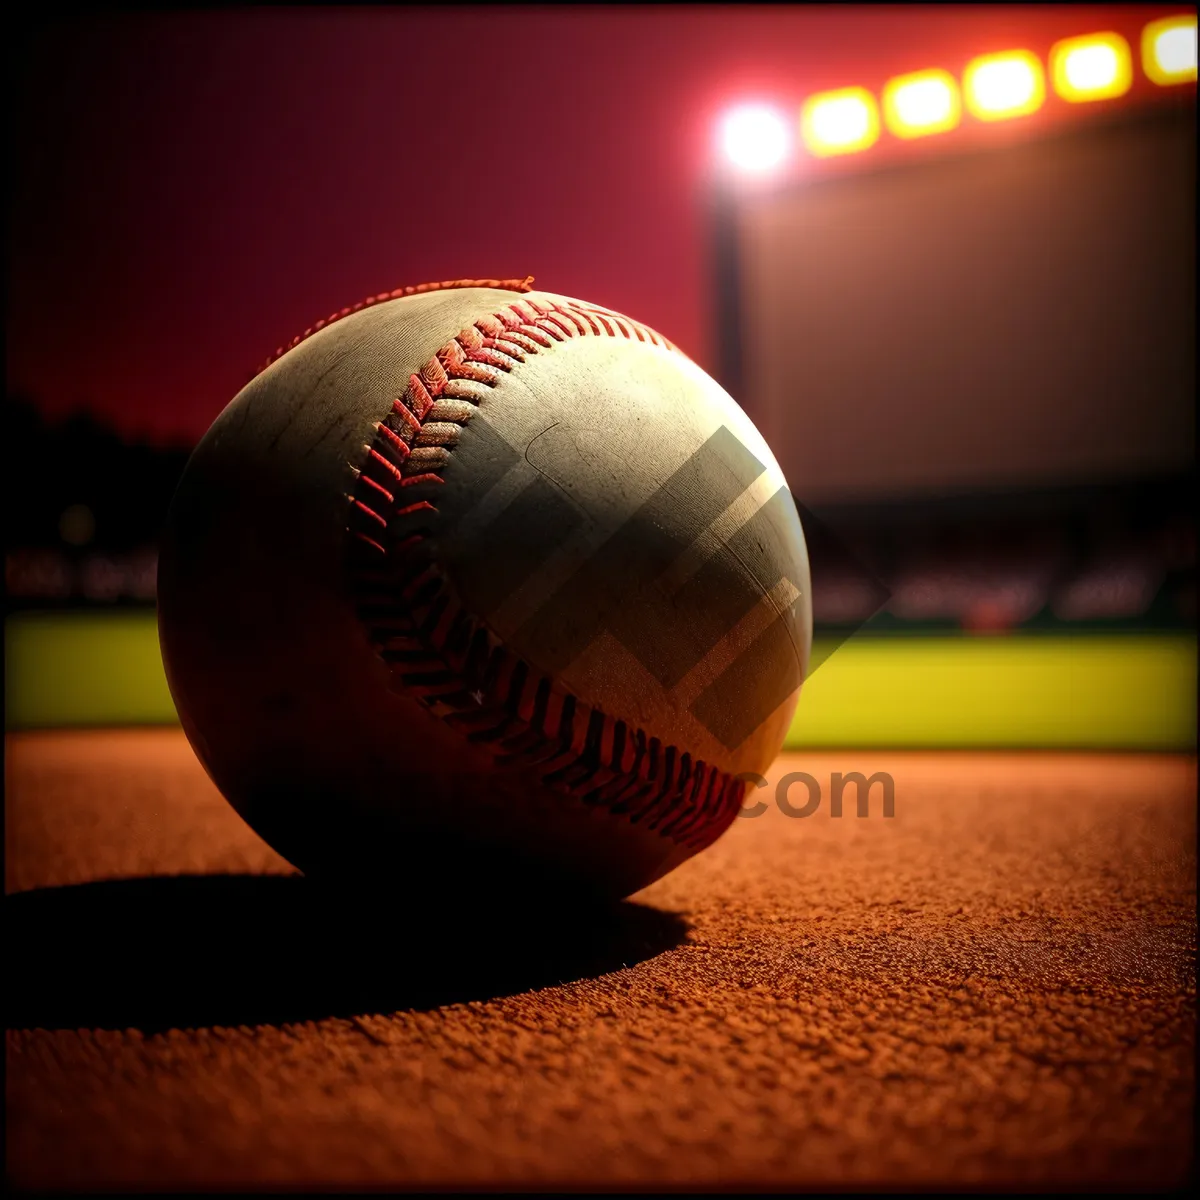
[6,393,1193,632]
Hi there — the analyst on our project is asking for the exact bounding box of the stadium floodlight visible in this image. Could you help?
[717,104,792,175]
[1142,13,1198,85]
[1051,33,1132,102]
[800,88,880,156]
[963,50,1045,121]
[882,69,961,138]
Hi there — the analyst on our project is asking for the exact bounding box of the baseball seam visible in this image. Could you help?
[342,292,746,852]
[259,276,537,376]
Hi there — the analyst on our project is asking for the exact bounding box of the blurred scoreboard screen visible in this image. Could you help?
[727,107,1196,503]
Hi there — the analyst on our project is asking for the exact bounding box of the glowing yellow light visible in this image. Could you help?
[963,50,1045,121]
[1142,14,1198,85]
[800,88,880,156]
[1051,33,1133,101]
[717,104,792,175]
[882,69,961,138]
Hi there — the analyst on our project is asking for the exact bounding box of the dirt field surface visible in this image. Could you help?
[6,731,1195,1189]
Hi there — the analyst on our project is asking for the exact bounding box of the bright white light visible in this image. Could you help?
[972,59,1038,112]
[1142,15,1197,84]
[1156,25,1197,74]
[1051,33,1131,101]
[883,70,960,138]
[811,97,870,144]
[964,50,1045,120]
[1142,15,1190,84]
[800,88,879,155]
[718,105,791,174]
[1065,44,1119,90]
[895,79,953,126]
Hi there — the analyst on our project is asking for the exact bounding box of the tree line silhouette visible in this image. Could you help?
[5,396,192,554]
[3,394,1193,628]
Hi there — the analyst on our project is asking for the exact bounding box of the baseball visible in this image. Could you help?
[157,278,811,899]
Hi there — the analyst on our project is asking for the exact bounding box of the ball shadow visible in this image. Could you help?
[4,874,690,1032]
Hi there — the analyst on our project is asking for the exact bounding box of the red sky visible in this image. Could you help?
[7,5,1177,444]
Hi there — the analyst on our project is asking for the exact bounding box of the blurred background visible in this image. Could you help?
[6,6,1196,747]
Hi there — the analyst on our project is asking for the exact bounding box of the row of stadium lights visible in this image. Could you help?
[720,14,1197,173]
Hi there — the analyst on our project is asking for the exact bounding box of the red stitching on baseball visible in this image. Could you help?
[256,277,536,376]
[329,284,743,854]
[389,399,423,438]
[366,448,402,481]
[357,475,394,505]
[375,423,411,461]
[353,531,387,556]
[351,499,388,529]
[394,500,436,518]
